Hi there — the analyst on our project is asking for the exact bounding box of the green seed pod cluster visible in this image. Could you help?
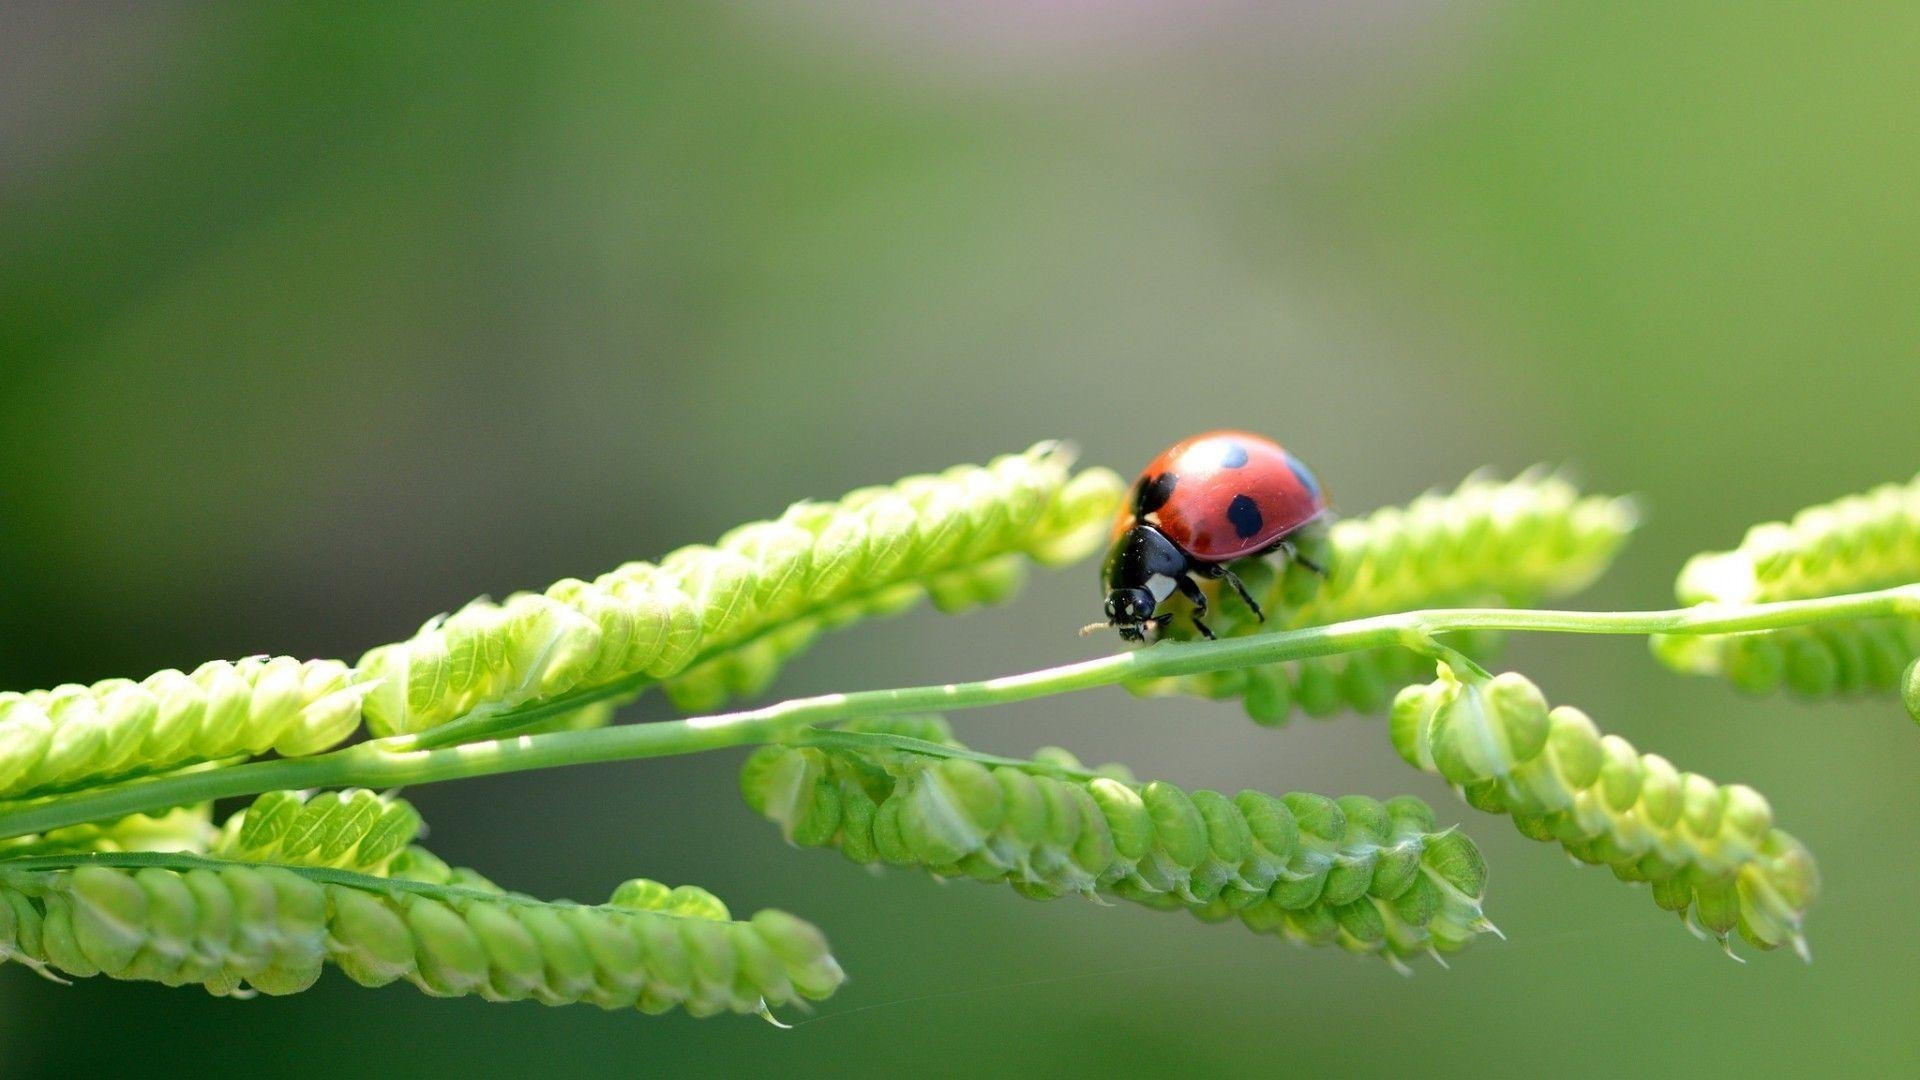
[0,807,215,860]
[356,442,1124,736]
[0,658,368,800]
[212,790,423,875]
[1391,666,1818,955]
[1129,469,1637,724]
[0,859,844,1016]
[741,718,1493,967]
[1655,475,1920,696]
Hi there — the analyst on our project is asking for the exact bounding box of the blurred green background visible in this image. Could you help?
[3,3,1916,1077]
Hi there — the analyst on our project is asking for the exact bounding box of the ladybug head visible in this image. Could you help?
[1103,586,1159,641]
[1094,522,1187,642]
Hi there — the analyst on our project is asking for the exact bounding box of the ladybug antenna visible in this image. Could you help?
[1079,620,1114,637]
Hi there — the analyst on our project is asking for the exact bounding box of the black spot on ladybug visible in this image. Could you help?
[1216,440,1250,469]
[1226,494,1264,539]
[1284,452,1321,498]
[1134,472,1177,516]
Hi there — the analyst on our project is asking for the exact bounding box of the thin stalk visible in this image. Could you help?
[2,584,1914,841]
[793,729,1107,782]
[0,851,504,903]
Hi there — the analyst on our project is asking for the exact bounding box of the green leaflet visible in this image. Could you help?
[212,790,423,875]
[0,658,367,800]
[742,718,1493,968]
[356,442,1124,736]
[0,856,843,1016]
[1654,473,1920,696]
[1128,469,1637,724]
[1391,666,1818,956]
[210,791,503,894]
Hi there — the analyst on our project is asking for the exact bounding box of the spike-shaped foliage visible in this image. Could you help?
[0,858,843,1016]
[1655,474,1920,696]
[1391,667,1818,955]
[356,442,1124,735]
[0,658,366,800]
[1128,470,1637,723]
[741,718,1492,967]
[212,790,423,875]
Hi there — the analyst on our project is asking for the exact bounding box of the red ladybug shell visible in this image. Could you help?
[1114,430,1329,562]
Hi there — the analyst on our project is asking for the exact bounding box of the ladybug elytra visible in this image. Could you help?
[1096,430,1331,642]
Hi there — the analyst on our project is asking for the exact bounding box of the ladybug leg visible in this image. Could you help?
[1172,574,1217,640]
[1280,540,1327,577]
[1204,563,1265,622]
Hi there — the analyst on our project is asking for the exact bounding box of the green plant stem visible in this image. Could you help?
[2,584,1914,841]
[0,850,505,903]
[792,729,1106,782]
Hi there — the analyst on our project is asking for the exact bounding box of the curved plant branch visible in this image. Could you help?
[5,584,1913,842]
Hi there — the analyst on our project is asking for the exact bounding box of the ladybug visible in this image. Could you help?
[1095,430,1330,642]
